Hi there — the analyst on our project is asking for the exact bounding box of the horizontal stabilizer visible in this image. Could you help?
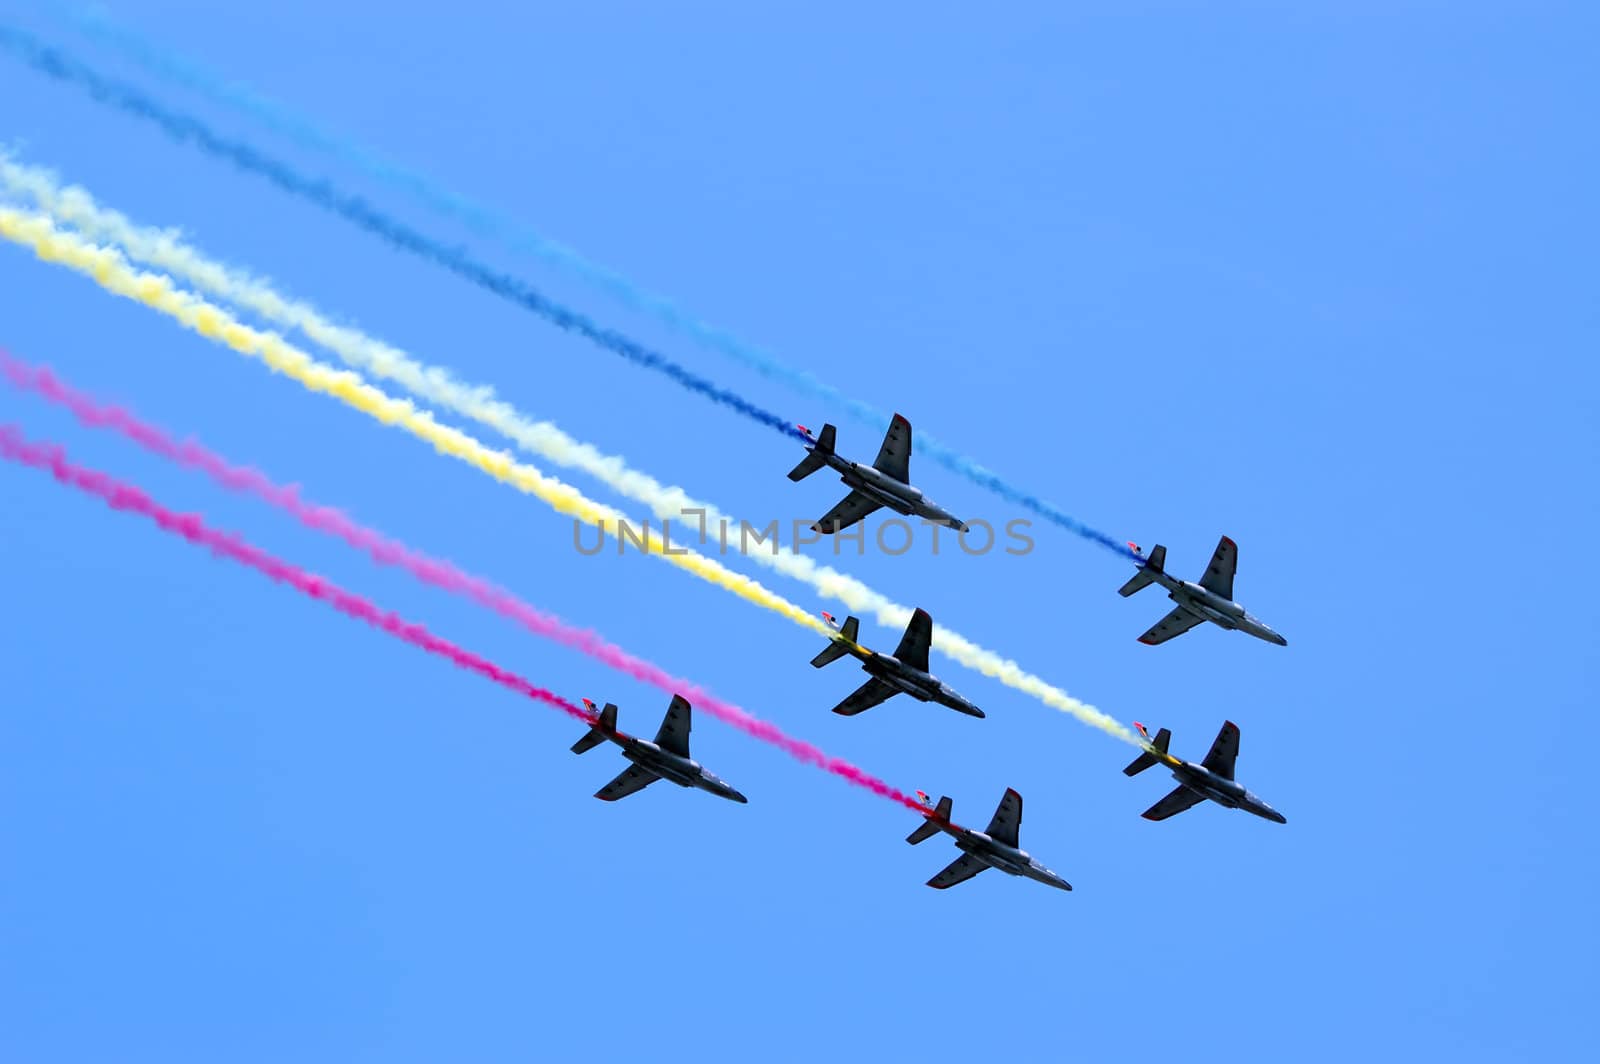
[1122,727,1171,775]
[787,451,827,481]
[1117,570,1156,597]
[906,796,952,844]
[1118,544,1167,596]
[810,616,860,667]
[570,729,607,755]
[786,424,837,480]
[571,702,618,754]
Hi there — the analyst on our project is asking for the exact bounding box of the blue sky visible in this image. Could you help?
[0,2,1594,1061]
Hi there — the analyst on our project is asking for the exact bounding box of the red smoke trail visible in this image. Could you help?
[0,403,921,810]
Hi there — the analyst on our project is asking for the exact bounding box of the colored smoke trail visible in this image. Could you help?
[0,419,925,809]
[0,155,1139,745]
[0,205,838,642]
[0,23,804,443]
[3,20,1135,560]
[0,424,586,720]
[0,208,1137,744]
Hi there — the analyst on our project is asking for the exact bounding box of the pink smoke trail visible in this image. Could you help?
[0,391,920,810]
[0,421,590,716]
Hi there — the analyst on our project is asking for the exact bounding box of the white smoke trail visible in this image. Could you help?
[0,155,1135,744]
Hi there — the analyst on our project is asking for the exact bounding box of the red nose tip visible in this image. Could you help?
[1128,541,1141,553]
[798,424,810,435]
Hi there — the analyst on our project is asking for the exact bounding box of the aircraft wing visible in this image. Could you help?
[1137,606,1207,645]
[595,764,660,802]
[1200,720,1240,780]
[813,490,883,533]
[927,853,988,889]
[891,608,933,673]
[1141,785,1206,821]
[871,413,912,483]
[832,678,899,716]
[653,695,692,758]
[1198,536,1238,599]
[983,788,1022,848]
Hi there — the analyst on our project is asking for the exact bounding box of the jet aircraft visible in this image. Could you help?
[788,415,968,533]
[1119,536,1287,646]
[811,609,984,718]
[906,788,1072,891]
[1123,720,1286,823]
[572,695,748,803]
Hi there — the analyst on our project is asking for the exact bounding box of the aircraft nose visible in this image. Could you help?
[1039,869,1073,891]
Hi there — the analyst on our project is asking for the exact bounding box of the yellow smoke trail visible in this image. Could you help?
[0,200,1136,745]
[0,206,828,634]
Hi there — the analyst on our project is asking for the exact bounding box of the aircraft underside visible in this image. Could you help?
[1179,600,1236,629]
[626,754,693,788]
[877,671,930,699]
[955,841,1021,876]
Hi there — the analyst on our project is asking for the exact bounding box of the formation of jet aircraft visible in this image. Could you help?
[560,409,1293,895]
[810,608,985,718]
[788,415,968,533]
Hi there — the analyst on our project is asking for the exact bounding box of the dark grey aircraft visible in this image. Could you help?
[1119,536,1287,646]
[906,789,1072,891]
[811,609,984,718]
[788,415,968,533]
[572,695,748,803]
[1123,721,1286,823]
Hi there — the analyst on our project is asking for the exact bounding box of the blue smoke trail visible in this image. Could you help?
[3,20,1137,561]
[53,3,869,394]
[0,24,802,441]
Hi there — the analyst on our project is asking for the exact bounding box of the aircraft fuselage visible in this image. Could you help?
[951,828,1072,890]
[1170,762,1286,823]
[819,452,966,530]
[1150,572,1286,646]
[619,739,700,787]
[864,654,982,716]
[616,738,744,800]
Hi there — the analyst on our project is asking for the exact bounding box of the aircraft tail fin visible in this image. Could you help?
[1117,543,1166,596]
[786,424,837,481]
[810,616,860,667]
[1122,727,1172,776]
[905,796,953,844]
[571,702,619,754]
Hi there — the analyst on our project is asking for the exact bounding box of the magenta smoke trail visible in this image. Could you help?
[0,421,588,718]
[0,372,920,811]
